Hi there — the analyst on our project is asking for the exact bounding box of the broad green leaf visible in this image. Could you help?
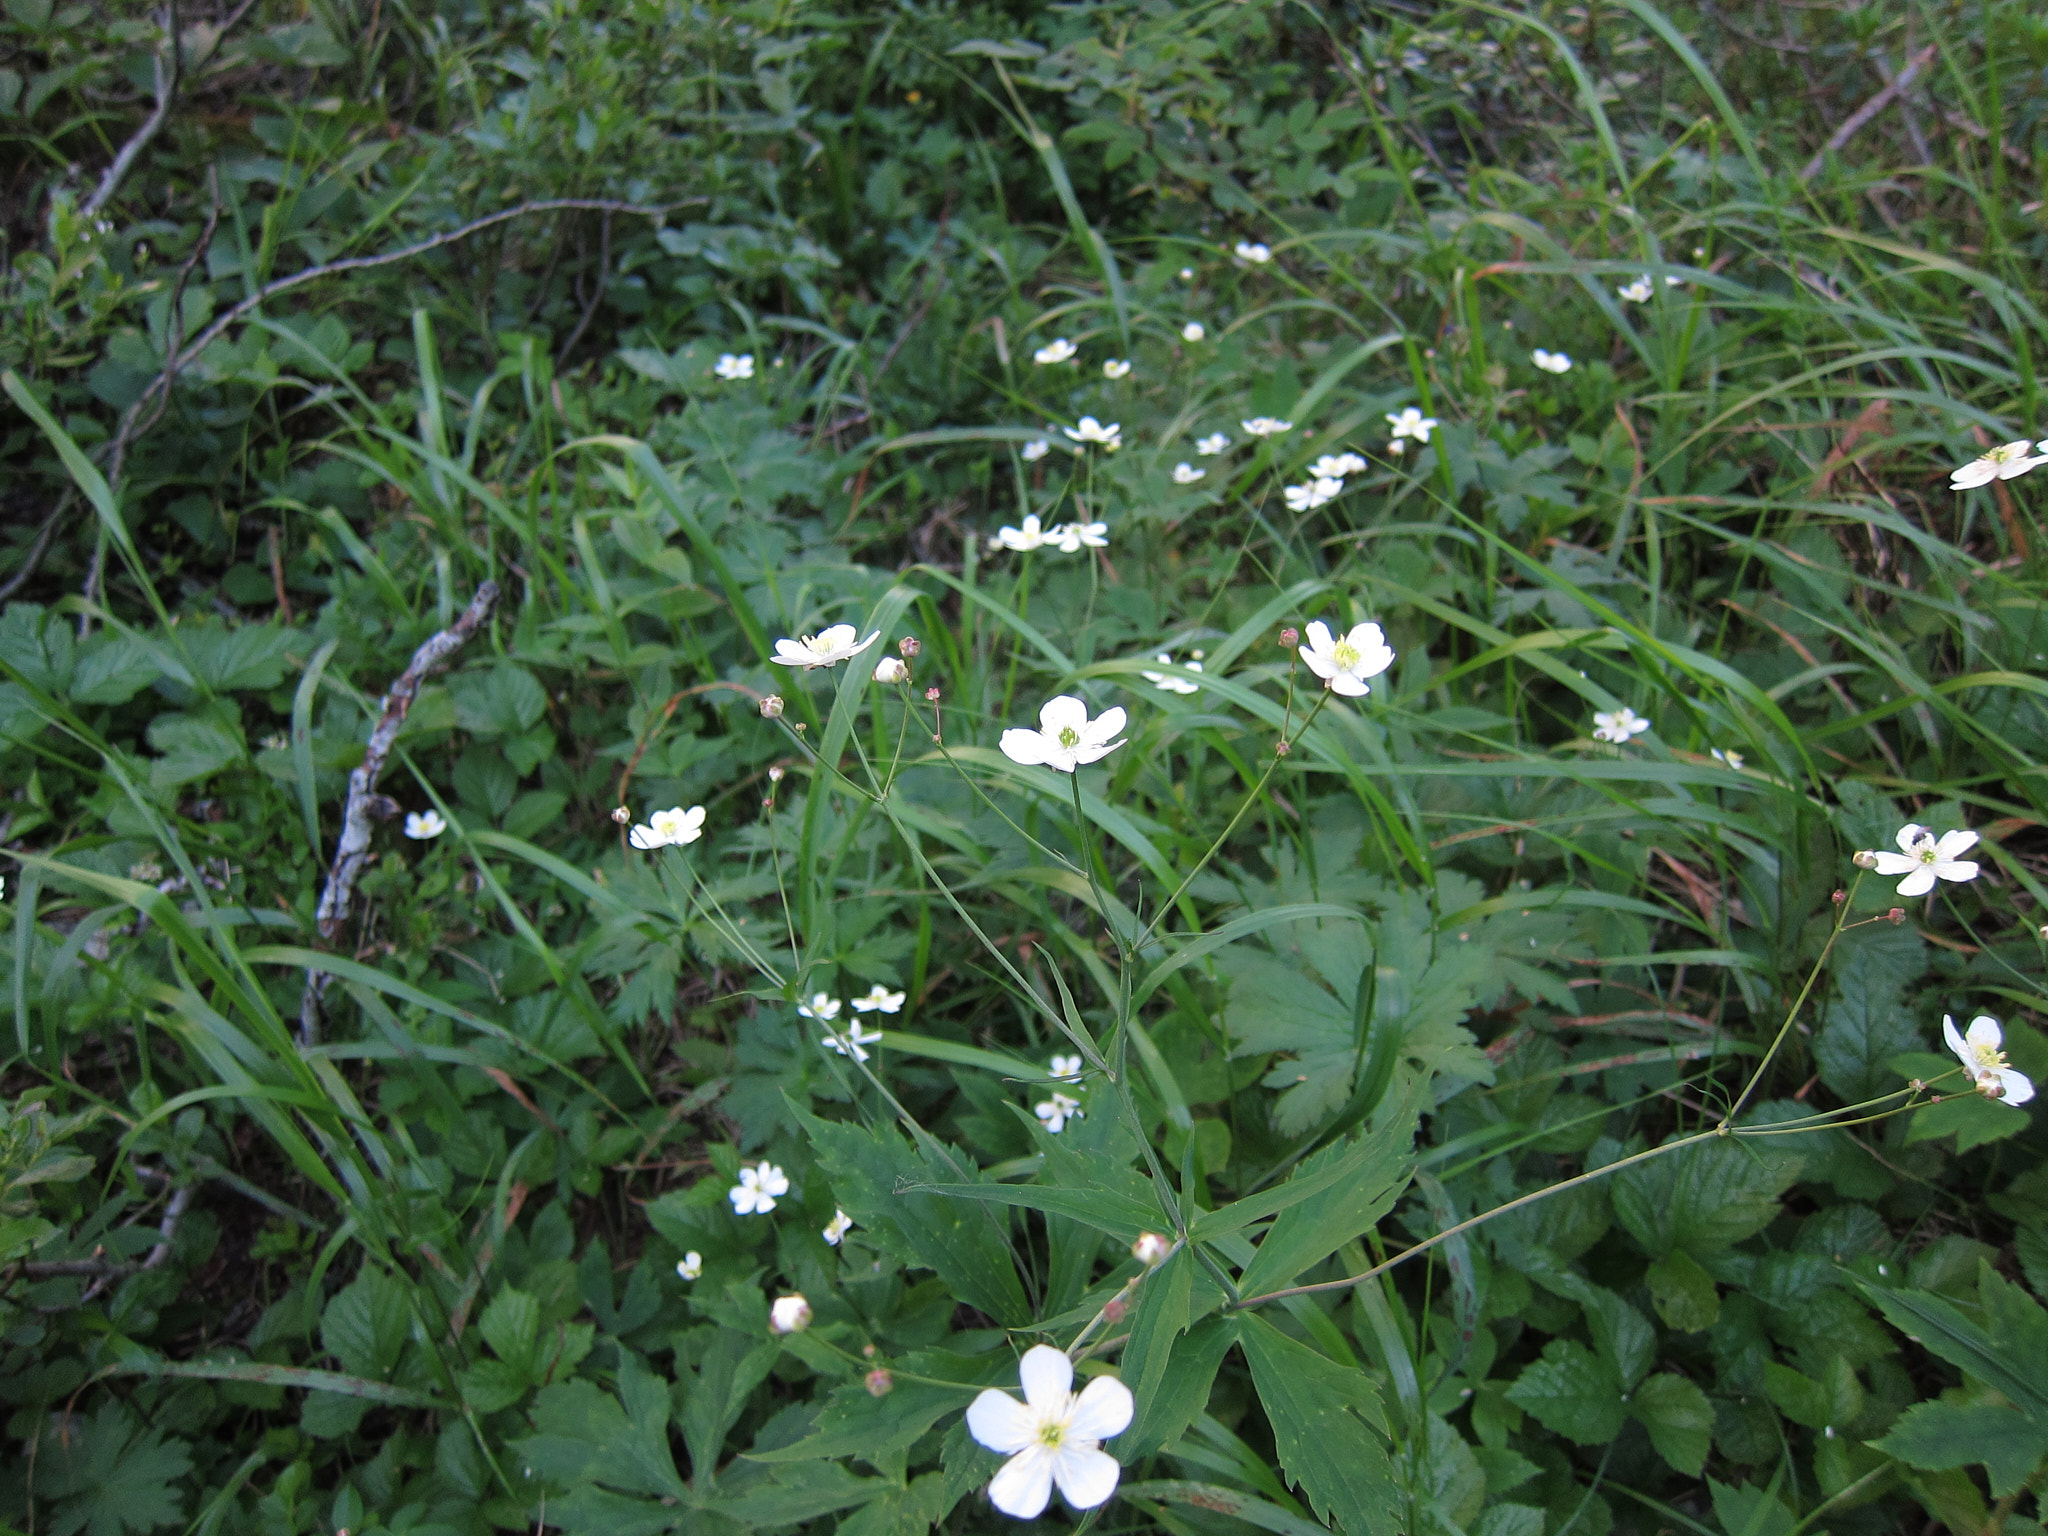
[750,1351,986,1469]
[320,1266,409,1379]
[1232,1109,1413,1297]
[1631,1373,1713,1475]
[1241,1313,1396,1536]
[718,1462,885,1525]
[1646,1250,1721,1332]
[1610,1131,1803,1258]
[479,1285,541,1373]
[1118,1246,1193,1449]
[1122,1314,1239,1460]
[33,1401,193,1536]
[1873,1401,2048,1498]
[1504,1338,1625,1445]
[833,1473,955,1536]
[1814,921,1926,1102]
[515,1353,689,1500]
[1708,1478,1798,1536]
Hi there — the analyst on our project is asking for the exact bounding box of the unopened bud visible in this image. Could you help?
[793,722,806,734]
[1979,1074,2005,1100]
[2039,923,2048,941]
[862,1342,877,1358]
[768,765,785,783]
[610,806,631,824]
[1887,907,1905,924]
[1831,888,1846,904]
[769,1294,812,1334]
[874,656,909,683]
[1132,1232,1171,1267]
[761,695,786,719]
[1101,1298,1127,1323]
[898,636,921,658]
[865,1367,894,1397]
[1275,739,1291,755]
[1279,626,1299,647]
[1851,850,1877,869]
[925,686,942,702]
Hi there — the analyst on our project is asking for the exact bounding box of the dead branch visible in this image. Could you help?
[80,0,181,223]
[1800,45,1936,182]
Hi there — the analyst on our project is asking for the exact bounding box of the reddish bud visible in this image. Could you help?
[899,636,921,658]
[1279,626,1299,647]
[610,806,631,824]
[1831,888,1846,904]
[1275,739,1291,755]
[865,1368,894,1397]
[925,686,942,702]
[1101,1298,1127,1324]
[1887,907,1906,924]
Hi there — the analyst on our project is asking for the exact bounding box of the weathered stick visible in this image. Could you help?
[1799,44,1937,181]
[298,581,499,1044]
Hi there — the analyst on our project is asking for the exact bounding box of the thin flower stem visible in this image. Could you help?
[1070,769,1129,963]
[1065,1245,1174,1360]
[1722,870,1863,1126]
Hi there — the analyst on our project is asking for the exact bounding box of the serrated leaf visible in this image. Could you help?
[1233,1112,1413,1297]
[320,1267,409,1380]
[479,1285,541,1372]
[1872,1401,2048,1499]
[749,1356,981,1468]
[1631,1373,1713,1475]
[1611,1132,1803,1258]
[1814,923,1926,1102]
[1241,1313,1396,1536]
[36,1402,192,1536]
[1504,1338,1626,1445]
[1646,1250,1720,1332]
[513,1353,688,1500]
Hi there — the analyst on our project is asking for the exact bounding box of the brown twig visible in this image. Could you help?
[1799,45,1937,181]
[298,581,500,1044]
[80,0,181,223]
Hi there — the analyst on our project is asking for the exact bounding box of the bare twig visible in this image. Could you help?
[299,581,500,1044]
[0,501,64,603]
[1800,45,1937,181]
[80,0,182,223]
[556,208,613,365]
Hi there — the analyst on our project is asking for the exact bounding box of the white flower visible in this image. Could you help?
[1943,1014,2035,1105]
[1234,240,1273,264]
[729,1161,789,1216]
[1388,439,1406,455]
[713,353,756,380]
[771,624,881,670]
[823,1210,855,1246]
[966,1345,1133,1519]
[769,1294,813,1334]
[676,1251,703,1280]
[820,1022,883,1062]
[1863,823,1980,897]
[1035,1092,1083,1133]
[1242,416,1293,437]
[629,805,707,850]
[1195,432,1230,455]
[1386,407,1437,443]
[1131,1232,1171,1267]
[1047,521,1109,553]
[1711,747,1745,770]
[1950,441,2046,490]
[797,993,842,1022]
[404,810,447,840]
[1310,452,1368,478]
[1050,1054,1083,1081]
[851,984,906,1014]
[1283,476,1343,512]
[1172,462,1206,484]
[1102,359,1131,379]
[1532,348,1574,374]
[1298,620,1394,697]
[1064,416,1122,450]
[1591,707,1651,744]
[261,732,289,751]
[875,656,909,683]
[997,514,1048,552]
[1141,653,1202,695]
[1033,337,1078,365]
[1000,695,1128,774]
[1179,267,1194,280]
[1665,274,1684,287]
[1021,437,1051,462]
[1618,275,1655,302]
[1182,322,1205,342]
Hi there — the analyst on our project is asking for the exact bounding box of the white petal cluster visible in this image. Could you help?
[820,1022,883,1062]
[823,1209,855,1245]
[875,656,909,683]
[1049,1054,1083,1082]
[1532,348,1574,374]
[1000,696,1127,774]
[1064,416,1122,450]
[1298,620,1394,697]
[1284,476,1344,512]
[630,805,707,849]
[852,984,905,1014]
[769,1294,812,1334]
[1195,432,1231,455]
[966,1346,1133,1519]
[1033,337,1078,365]
[713,353,756,380]
[1591,707,1650,744]
[1617,275,1655,302]
[992,515,1109,555]
[729,1161,789,1216]
[1233,240,1273,264]
[771,625,881,670]
[1951,440,2048,490]
[1182,322,1206,342]
[1021,438,1052,462]
[676,1251,703,1280]
[1860,823,1980,897]
[404,810,447,840]
[1172,462,1206,484]
[1242,416,1293,437]
[1034,1092,1083,1133]
[1943,1014,2035,1105]
[1102,359,1131,379]
[1386,407,1437,444]
[1310,452,1368,478]
[1141,651,1203,695]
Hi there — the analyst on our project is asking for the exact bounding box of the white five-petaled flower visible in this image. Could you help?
[676,1251,703,1280]
[1048,521,1109,553]
[851,983,906,1014]
[1233,240,1273,264]
[1386,407,1438,443]
[997,515,1048,552]
[823,1209,856,1245]
[1131,1232,1172,1267]
[1242,416,1293,437]
[771,624,881,670]
[1141,652,1203,695]
[1035,1092,1083,1133]
[1195,432,1230,455]
[1033,337,1078,365]
[1000,696,1128,774]
[1862,823,1980,897]
[1617,275,1655,303]
[1021,437,1051,462]
[1284,476,1343,512]
[797,993,842,1022]
[1591,707,1651,744]
[966,1345,1133,1519]
[1102,358,1131,379]
[875,656,909,683]
[1711,747,1745,770]
[629,805,707,850]
[1172,462,1206,484]
[820,1021,884,1062]
[1950,441,2047,490]
[404,810,447,840]
[1298,620,1395,698]
[1049,1054,1083,1081]
[1943,1014,2035,1105]
[1532,348,1574,374]
[729,1161,789,1216]
[1064,416,1122,450]
[1310,452,1368,478]
[1182,322,1205,342]
[769,1294,812,1334]
[713,352,755,380]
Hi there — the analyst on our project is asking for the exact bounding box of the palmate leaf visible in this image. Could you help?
[1873,1401,2048,1498]
[36,1402,193,1536]
[1232,1109,1414,1298]
[1241,1314,1396,1536]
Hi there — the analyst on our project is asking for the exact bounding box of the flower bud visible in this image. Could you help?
[1132,1232,1171,1267]
[1102,1298,1127,1323]
[1279,626,1299,647]
[1831,888,1846,904]
[874,656,909,683]
[862,1342,877,1359]
[768,765,785,783]
[898,636,921,658]
[1851,850,1877,869]
[1887,907,1905,924]
[769,1294,812,1334]
[1275,739,1291,755]
[610,806,632,824]
[761,695,786,719]
[925,686,942,702]
[865,1367,894,1397]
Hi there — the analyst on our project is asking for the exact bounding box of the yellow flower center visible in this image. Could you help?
[1038,1421,1066,1448]
[1989,444,2024,464]
[1333,641,1359,668]
[1058,726,1080,748]
[1916,846,1939,864]
[1972,1042,2007,1071]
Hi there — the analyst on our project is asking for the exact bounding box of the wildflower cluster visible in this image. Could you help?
[991,515,1110,554]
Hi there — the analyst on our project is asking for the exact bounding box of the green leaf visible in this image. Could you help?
[514,1353,689,1500]
[681,1326,779,1487]
[479,1285,541,1372]
[1646,1250,1721,1332]
[1632,1373,1713,1475]
[1241,1313,1397,1536]
[1123,1314,1238,1460]
[1504,1338,1626,1445]
[1708,1478,1798,1536]
[1814,922,1926,1102]
[35,1402,192,1536]
[146,701,245,791]
[1232,1111,1412,1298]
[1124,1480,1334,1536]
[1872,1401,2048,1499]
[1611,1132,1803,1258]
[833,1473,955,1536]
[451,661,549,736]
[320,1266,409,1379]
[1905,1090,2029,1151]
[750,1354,983,1469]
[1856,1278,2048,1420]
[1119,1246,1193,1448]
[718,1462,885,1525]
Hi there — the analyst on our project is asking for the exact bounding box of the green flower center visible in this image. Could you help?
[1333,642,1359,668]
[1972,1042,2007,1070]
[1058,726,1081,748]
[1038,1421,1066,1447]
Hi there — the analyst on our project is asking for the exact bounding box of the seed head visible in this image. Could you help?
[1851,849,1877,869]
[1887,907,1906,924]
[761,694,786,719]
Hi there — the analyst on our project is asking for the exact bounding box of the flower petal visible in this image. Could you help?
[987,1447,1055,1519]
[965,1388,1037,1455]
[1995,1067,2036,1106]
[1895,823,1930,854]
[1304,621,1334,654]
[1329,673,1371,697]
[1965,1016,2004,1053]
[1865,852,1915,875]
[1049,1445,1123,1510]
[1933,829,1980,861]
[1084,707,1128,745]
[1038,695,1090,737]
[1000,729,1054,766]
[1018,1344,1074,1413]
[1943,1014,1968,1061]
[1935,859,1979,883]
[815,624,856,651]
[1067,1375,1135,1440]
[1895,867,1937,897]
